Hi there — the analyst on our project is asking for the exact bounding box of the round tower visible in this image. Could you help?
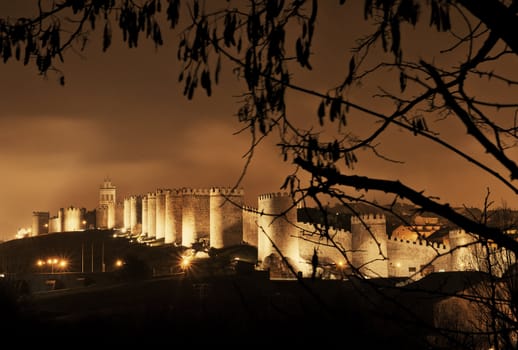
[351,214,388,278]
[257,192,301,276]
[210,187,244,249]
[32,211,49,236]
[181,188,210,247]
[123,197,131,231]
[165,189,182,245]
[141,196,148,236]
[129,195,141,234]
[147,192,157,239]
[155,189,166,240]
[449,229,479,271]
[64,206,83,232]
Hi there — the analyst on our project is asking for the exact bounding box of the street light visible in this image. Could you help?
[36,257,68,274]
[180,256,191,271]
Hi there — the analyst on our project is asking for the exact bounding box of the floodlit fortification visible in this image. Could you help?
[123,198,131,232]
[141,196,148,236]
[31,178,517,281]
[387,237,450,277]
[181,188,211,247]
[248,195,511,280]
[146,192,157,239]
[98,178,116,229]
[448,228,480,272]
[48,208,64,233]
[129,195,141,234]
[47,206,87,233]
[63,206,83,232]
[351,214,389,278]
[297,222,351,275]
[242,206,259,247]
[123,186,244,248]
[165,189,182,244]
[257,192,301,274]
[209,187,244,249]
[155,189,167,240]
[32,211,49,235]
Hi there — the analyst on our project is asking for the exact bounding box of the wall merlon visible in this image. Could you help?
[390,236,448,251]
[351,213,386,225]
[210,187,244,196]
[242,205,259,213]
[181,187,211,196]
[258,192,290,201]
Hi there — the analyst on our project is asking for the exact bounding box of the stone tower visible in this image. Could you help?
[257,192,301,276]
[209,187,244,249]
[98,178,116,229]
[32,211,49,235]
[181,188,210,247]
[155,189,167,240]
[165,189,182,245]
[351,214,388,278]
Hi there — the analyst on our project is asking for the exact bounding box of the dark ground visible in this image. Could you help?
[2,272,432,348]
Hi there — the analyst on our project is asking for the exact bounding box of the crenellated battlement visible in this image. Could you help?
[65,206,82,213]
[147,192,157,199]
[155,188,170,195]
[165,188,182,196]
[242,205,259,213]
[351,213,386,225]
[258,191,291,201]
[449,228,468,237]
[210,187,244,196]
[299,222,350,235]
[390,236,447,250]
[181,187,211,196]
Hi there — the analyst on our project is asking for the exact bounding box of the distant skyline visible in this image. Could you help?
[0,1,516,240]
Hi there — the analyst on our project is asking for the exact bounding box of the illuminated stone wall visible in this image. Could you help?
[209,187,244,249]
[448,229,480,272]
[387,238,450,277]
[242,206,258,247]
[129,195,141,234]
[181,188,210,247]
[32,211,49,235]
[48,212,62,233]
[123,197,131,231]
[155,189,166,240]
[298,222,352,276]
[115,201,124,229]
[37,176,508,280]
[141,196,148,236]
[147,192,156,238]
[99,179,116,229]
[257,192,301,273]
[351,214,388,278]
[63,206,83,232]
[165,189,182,244]
[96,205,107,229]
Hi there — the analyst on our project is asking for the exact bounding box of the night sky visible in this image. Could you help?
[0,1,516,240]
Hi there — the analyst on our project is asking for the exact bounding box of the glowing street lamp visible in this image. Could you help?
[37,257,68,274]
[180,256,191,271]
